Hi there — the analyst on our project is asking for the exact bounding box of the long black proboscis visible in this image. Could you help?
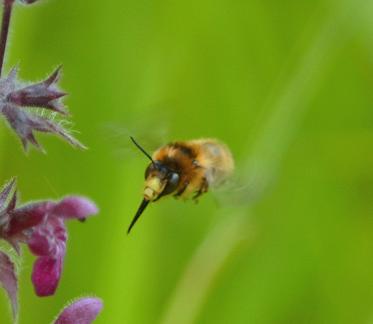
[127,198,150,234]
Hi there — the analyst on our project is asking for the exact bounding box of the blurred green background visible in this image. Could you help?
[1,0,373,323]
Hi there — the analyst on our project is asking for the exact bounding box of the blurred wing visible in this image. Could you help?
[100,118,170,160]
[211,172,260,207]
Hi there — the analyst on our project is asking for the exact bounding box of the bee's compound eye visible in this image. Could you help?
[161,172,180,196]
[168,172,180,186]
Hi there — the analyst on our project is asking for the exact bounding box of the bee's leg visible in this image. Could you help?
[193,178,208,203]
[192,191,203,203]
[174,181,189,199]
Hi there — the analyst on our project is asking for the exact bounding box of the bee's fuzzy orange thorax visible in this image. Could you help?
[153,141,203,196]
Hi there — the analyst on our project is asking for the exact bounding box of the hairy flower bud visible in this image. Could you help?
[7,67,67,114]
[0,67,86,151]
[55,298,103,324]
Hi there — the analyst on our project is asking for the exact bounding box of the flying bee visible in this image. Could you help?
[127,137,234,233]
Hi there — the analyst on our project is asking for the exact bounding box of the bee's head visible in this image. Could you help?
[144,161,180,201]
[127,136,180,234]
[130,136,180,202]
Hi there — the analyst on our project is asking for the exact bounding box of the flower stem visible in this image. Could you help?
[0,0,15,76]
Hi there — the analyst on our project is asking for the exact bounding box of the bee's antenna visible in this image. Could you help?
[130,136,155,163]
[127,198,150,234]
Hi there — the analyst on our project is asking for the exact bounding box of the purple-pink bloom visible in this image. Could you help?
[0,178,99,296]
[54,297,103,324]
[0,250,18,320]
[28,197,98,296]
[0,67,86,151]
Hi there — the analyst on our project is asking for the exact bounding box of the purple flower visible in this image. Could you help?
[28,197,98,296]
[0,178,99,296]
[0,67,86,151]
[54,297,103,324]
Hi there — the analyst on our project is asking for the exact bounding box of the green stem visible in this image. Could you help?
[0,0,15,76]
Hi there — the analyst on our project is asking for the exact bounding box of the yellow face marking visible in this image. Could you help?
[144,177,166,201]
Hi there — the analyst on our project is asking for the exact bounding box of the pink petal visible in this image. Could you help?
[31,256,63,296]
[55,298,103,324]
[6,202,50,236]
[28,216,67,257]
[0,251,18,319]
[29,218,67,296]
[28,231,51,256]
[53,197,98,220]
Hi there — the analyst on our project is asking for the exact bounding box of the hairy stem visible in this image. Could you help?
[0,0,14,76]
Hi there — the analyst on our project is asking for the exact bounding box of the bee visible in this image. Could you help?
[127,137,234,233]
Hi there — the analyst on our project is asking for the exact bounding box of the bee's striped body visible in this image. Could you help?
[150,139,234,200]
[128,137,234,233]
